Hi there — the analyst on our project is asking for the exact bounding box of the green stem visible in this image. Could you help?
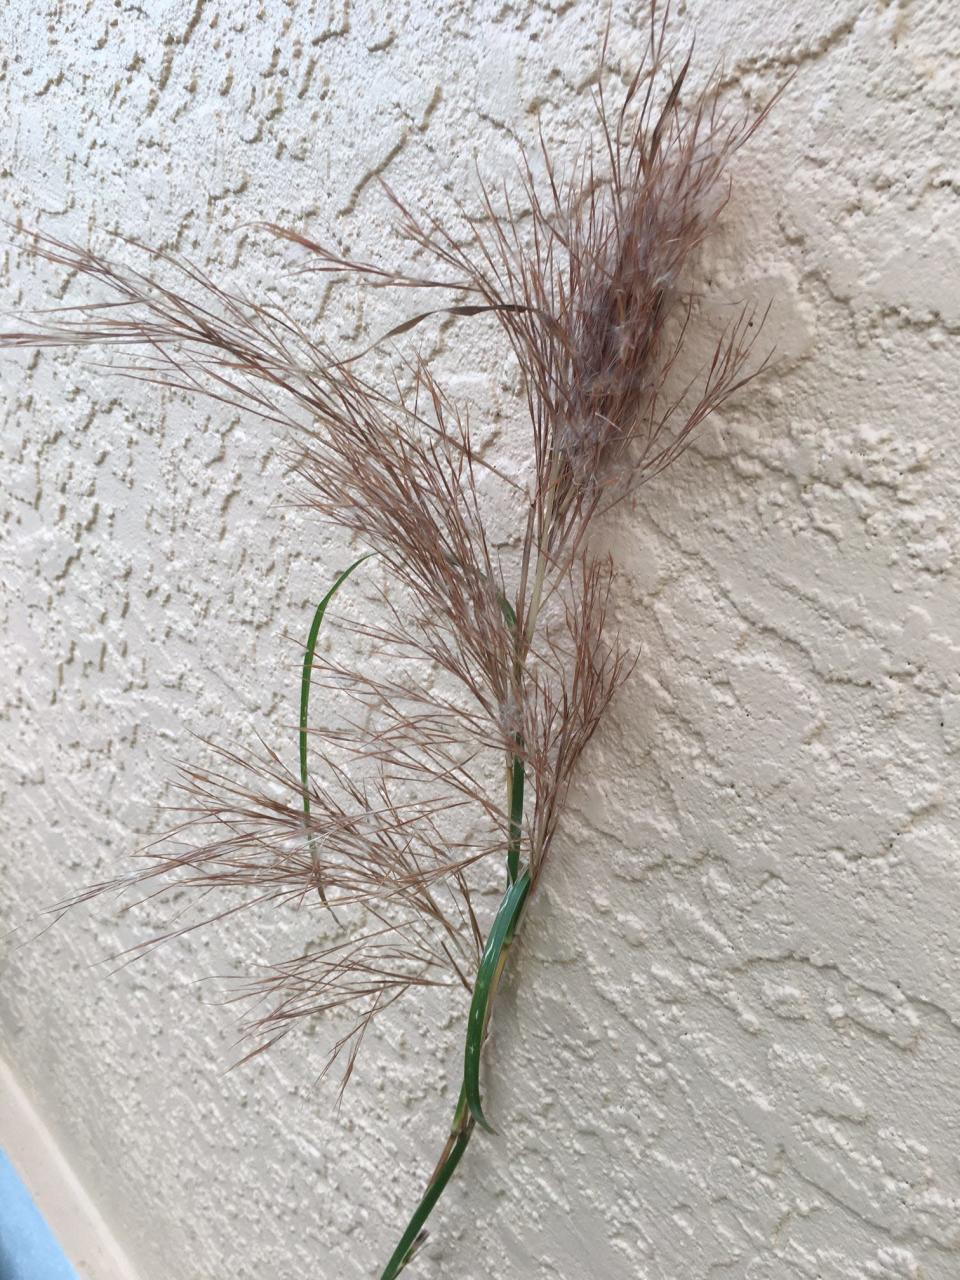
[506,749,524,884]
[379,596,530,1275]
[463,867,531,1131]
[379,1090,475,1280]
[500,590,525,887]
[379,866,530,1274]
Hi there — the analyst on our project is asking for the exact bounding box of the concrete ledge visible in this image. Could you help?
[0,1058,139,1280]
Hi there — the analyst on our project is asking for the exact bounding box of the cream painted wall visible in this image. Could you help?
[2,2,959,1278]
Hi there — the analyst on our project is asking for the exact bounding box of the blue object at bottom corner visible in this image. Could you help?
[0,1150,78,1280]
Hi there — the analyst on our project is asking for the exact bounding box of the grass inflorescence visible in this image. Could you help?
[3,6,779,1272]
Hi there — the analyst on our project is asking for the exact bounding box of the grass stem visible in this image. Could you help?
[379,1091,474,1279]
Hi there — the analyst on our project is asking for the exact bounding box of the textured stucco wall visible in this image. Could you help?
[2,2,959,1278]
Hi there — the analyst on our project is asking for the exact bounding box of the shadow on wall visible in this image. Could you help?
[0,1151,77,1280]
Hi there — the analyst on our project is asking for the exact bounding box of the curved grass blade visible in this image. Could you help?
[379,863,529,1279]
[380,866,531,1276]
[379,1088,474,1280]
[299,552,374,899]
[463,867,532,1132]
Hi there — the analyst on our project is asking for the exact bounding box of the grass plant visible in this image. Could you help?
[4,8,778,1272]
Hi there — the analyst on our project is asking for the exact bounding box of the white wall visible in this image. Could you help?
[2,2,959,1278]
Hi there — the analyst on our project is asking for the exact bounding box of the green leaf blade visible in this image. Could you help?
[299,552,374,820]
[463,867,531,1132]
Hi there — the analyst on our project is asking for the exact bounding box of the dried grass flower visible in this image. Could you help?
[3,7,779,1274]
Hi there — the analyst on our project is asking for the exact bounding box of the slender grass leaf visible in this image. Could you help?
[379,1088,473,1280]
[299,551,374,825]
[463,867,531,1132]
